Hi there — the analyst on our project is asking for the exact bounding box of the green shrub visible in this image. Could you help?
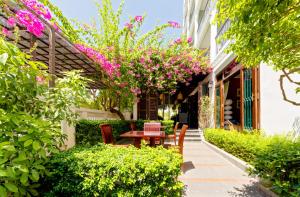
[0,37,90,196]
[251,138,300,197]
[40,144,183,196]
[76,119,175,146]
[75,119,131,145]
[204,128,269,163]
[204,128,300,196]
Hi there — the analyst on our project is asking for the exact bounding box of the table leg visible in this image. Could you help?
[134,138,142,148]
[149,137,156,147]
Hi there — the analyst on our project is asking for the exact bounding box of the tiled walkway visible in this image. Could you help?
[179,142,265,197]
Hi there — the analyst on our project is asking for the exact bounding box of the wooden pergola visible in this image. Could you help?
[0,1,105,89]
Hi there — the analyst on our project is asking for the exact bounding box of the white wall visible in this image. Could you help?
[260,63,300,135]
[61,108,120,149]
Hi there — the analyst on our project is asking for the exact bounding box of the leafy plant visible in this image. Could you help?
[215,0,300,106]
[250,138,300,197]
[199,96,212,129]
[204,128,268,163]
[40,144,184,196]
[0,36,90,196]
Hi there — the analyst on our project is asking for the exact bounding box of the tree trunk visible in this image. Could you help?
[110,107,125,120]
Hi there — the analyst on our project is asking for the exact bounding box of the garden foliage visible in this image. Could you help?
[204,128,300,196]
[0,37,90,196]
[40,144,184,196]
[75,119,174,146]
[215,0,300,105]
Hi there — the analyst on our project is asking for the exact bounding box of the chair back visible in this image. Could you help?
[173,122,179,136]
[130,122,137,131]
[100,124,115,144]
[178,125,188,154]
[144,122,161,132]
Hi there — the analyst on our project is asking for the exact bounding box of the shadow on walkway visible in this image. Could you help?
[228,183,262,197]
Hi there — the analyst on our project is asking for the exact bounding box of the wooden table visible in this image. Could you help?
[120,131,165,148]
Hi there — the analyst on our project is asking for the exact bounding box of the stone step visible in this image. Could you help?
[176,132,201,137]
[184,138,202,142]
[176,129,200,133]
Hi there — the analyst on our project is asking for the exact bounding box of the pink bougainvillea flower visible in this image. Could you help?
[52,22,60,32]
[36,76,45,84]
[2,28,11,37]
[22,0,52,20]
[7,17,16,27]
[125,22,133,30]
[16,10,44,37]
[75,44,121,78]
[170,90,176,95]
[187,37,193,43]
[168,21,180,28]
[175,38,182,44]
[134,16,143,23]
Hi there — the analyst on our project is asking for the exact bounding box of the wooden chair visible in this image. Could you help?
[164,125,188,155]
[100,124,115,144]
[165,122,179,145]
[144,122,161,131]
[130,122,137,131]
[100,124,128,147]
[144,122,161,144]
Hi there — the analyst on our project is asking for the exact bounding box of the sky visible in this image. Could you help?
[50,0,183,39]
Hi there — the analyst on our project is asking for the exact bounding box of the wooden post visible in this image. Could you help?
[49,27,56,87]
[198,82,202,129]
[252,67,260,129]
[30,35,37,61]
[220,80,224,128]
[240,67,244,130]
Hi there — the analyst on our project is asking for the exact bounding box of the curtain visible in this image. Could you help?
[224,81,230,101]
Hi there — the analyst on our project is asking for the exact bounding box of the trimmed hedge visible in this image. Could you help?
[75,119,174,146]
[40,144,183,196]
[204,128,269,163]
[252,138,300,196]
[204,128,300,196]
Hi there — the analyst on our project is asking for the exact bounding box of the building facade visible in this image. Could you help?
[183,0,300,135]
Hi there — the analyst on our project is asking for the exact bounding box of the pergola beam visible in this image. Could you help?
[48,27,56,87]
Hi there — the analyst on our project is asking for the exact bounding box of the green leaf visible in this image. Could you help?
[2,145,15,152]
[0,186,7,197]
[20,173,28,185]
[4,182,18,193]
[19,135,31,142]
[31,170,39,181]
[0,170,7,177]
[0,159,8,165]
[14,152,27,162]
[24,139,33,147]
[18,165,29,173]
[0,53,8,65]
[32,141,41,151]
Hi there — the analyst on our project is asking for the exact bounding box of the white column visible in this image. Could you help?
[133,97,138,120]
[61,120,75,150]
[210,8,218,61]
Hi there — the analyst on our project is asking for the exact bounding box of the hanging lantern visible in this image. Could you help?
[159,93,165,101]
[177,91,183,100]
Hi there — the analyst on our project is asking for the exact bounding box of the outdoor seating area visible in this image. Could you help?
[101,121,188,154]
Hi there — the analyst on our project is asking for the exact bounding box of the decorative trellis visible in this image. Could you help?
[0,1,105,89]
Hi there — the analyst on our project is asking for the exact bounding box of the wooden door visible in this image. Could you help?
[138,93,158,120]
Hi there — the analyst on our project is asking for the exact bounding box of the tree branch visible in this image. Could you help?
[282,68,300,85]
[279,71,300,106]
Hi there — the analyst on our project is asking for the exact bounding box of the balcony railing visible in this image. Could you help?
[216,19,231,53]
